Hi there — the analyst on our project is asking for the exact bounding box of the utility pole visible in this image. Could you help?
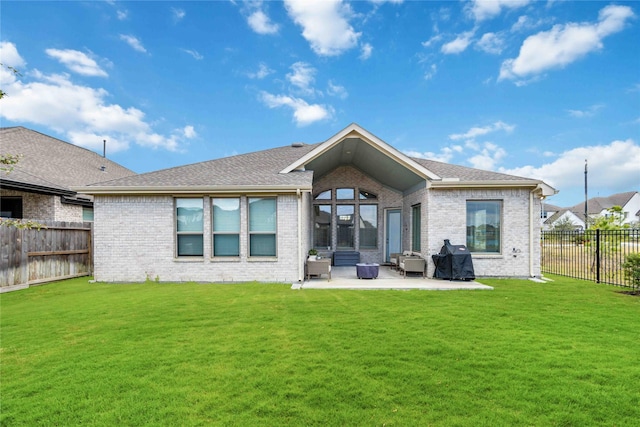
[584,159,588,228]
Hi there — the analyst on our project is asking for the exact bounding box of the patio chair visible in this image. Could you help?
[389,253,402,271]
[306,259,331,281]
[400,257,426,278]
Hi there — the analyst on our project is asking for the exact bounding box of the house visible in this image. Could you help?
[0,127,135,222]
[78,123,556,283]
[544,191,640,230]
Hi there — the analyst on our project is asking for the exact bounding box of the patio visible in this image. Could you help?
[294,265,493,291]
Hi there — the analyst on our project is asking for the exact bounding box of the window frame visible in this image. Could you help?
[359,204,378,249]
[248,196,277,257]
[313,204,333,249]
[212,197,241,257]
[466,200,502,254]
[175,198,204,257]
[411,204,421,252]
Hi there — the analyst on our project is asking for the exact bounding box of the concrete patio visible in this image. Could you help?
[293,265,493,291]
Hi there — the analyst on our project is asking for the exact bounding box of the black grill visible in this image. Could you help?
[432,239,475,280]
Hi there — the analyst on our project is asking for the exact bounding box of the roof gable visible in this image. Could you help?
[281,123,441,181]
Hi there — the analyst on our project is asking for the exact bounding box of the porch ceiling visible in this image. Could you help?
[305,137,424,192]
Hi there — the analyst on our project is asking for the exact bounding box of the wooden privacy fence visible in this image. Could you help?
[1,221,92,291]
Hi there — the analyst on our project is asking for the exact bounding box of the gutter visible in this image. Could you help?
[529,189,535,277]
[297,189,303,283]
[72,184,314,196]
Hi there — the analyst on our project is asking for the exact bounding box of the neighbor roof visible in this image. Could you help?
[567,191,638,216]
[0,127,135,196]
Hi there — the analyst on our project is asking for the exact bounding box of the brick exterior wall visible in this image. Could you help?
[312,165,403,264]
[427,188,542,278]
[92,170,543,282]
[94,194,302,283]
[0,189,83,222]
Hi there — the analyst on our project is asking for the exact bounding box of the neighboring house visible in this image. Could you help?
[540,202,561,227]
[544,191,640,230]
[0,127,136,222]
[78,123,556,283]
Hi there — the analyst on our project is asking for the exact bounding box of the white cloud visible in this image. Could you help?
[287,62,317,96]
[0,41,26,68]
[172,7,186,22]
[476,32,504,55]
[327,80,348,99]
[181,125,197,139]
[566,104,604,118]
[467,142,507,170]
[181,49,203,60]
[116,9,128,20]
[247,62,274,79]
[247,10,280,35]
[441,31,475,55]
[449,121,515,141]
[119,34,147,53]
[500,139,640,204]
[0,45,194,153]
[424,64,437,81]
[284,0,360,56]
[259,91,333,126]
[466,0,530,22]
[422,34,442,48]
[500,5,634,81]
[404,145,462,163]
[45,49,108,77]
[360,43,373,60]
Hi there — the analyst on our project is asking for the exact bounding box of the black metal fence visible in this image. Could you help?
[541,229,640,288]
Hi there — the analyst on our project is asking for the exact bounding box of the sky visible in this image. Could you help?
[1,0,639,208]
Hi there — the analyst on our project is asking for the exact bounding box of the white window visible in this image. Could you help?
[176,198,203,256]
[212,198,240,257]
[248,197,277,257]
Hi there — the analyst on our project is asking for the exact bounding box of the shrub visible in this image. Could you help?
[622,253,640,288]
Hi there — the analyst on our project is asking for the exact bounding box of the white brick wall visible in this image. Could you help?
[94,194,302,283]
[312,165,403,263]
[92,175,543,282]
[427,188,542,277]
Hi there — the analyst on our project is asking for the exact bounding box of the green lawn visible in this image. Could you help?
[1,276,639,426]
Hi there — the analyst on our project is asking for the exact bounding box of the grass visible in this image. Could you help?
[1,276,639,426]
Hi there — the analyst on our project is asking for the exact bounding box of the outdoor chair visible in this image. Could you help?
[306,259,331,281]
[400,257,426,278]
[389,253,402,271]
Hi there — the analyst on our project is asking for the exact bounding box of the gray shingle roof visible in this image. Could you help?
[0,127,135,194]
[411,157,532,182]
[567,191,638,216]
[81,135,543,193]
[87,143,317,189]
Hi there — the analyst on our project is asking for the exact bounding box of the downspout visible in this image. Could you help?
[529,189,535,277]
[297,188,303,283]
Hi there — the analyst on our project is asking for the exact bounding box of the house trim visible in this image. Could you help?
[72,184,313,195]
[280,123,442,181]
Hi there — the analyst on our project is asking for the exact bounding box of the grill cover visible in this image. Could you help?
[431,239,475,280]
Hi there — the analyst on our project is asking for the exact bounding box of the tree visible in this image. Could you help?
[589,206,629,230]
[552,216,578,231]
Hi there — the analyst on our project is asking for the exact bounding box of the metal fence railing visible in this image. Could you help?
[541,229,640,289]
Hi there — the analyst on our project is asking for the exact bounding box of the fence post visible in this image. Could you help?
[595,229,601,284]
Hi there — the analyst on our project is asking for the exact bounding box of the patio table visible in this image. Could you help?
[356,263,379,279]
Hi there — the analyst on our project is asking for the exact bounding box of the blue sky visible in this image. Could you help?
[1,0,638,207]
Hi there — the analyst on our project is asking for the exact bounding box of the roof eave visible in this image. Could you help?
[428,179,558,197]
[0,179,75,196]
[73,184,314,196]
